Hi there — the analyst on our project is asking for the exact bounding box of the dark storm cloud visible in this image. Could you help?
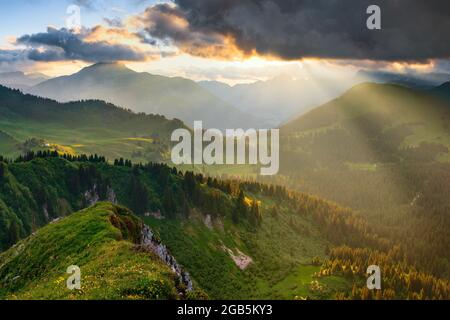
[141,0,450,61]
[26,48,65,62]
[16,27,146,62]
[103,17,124,28]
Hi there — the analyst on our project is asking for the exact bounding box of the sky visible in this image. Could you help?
[0,0,449,84]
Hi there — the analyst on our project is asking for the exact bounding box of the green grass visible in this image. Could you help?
[0,202,179,300]
[0,86,185,162]
[345,162,379,172]
[267,265,350,300]
[0,119,169,161]
[0,130,18,155]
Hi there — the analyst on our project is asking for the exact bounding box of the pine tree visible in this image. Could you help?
[162,186,176,218]
[7,220,20,246]
[233,190,247,224]
[249,200,261,226]
[128,175,149,215]
[0,162,5,180]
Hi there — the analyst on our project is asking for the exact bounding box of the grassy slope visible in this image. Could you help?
[0,202,179,300]
[0,85,184,161]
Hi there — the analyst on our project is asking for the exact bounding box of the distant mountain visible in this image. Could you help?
[199,75,353,127]
[356,70,450,89]
[0,71,50,90]
[198,71,450,127]
[30,62,263,129]
[430,82,450,101]
[0,85,187,161]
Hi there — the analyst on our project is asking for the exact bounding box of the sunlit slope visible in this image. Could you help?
[0,202,179,300]
[281,83,450,169]
[0,85,185,161]
[274,83,450,284]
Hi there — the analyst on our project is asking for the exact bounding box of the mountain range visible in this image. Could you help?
[0,71,49,90]
[356,70,450,89]
[199,70,450,127]
[27,62,264,130]
[3,64,448,131]
[199,75,357,127]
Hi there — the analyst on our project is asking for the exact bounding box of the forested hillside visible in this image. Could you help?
[245,82,450,298]
[0,152,448,299]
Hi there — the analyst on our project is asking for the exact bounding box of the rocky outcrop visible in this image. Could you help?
[106,187,117,204]
[222,245,253,270]
[141,225,193,292]
[83,185,100,207]
[203,214,213,230]
[144,210,164,220]
[84,184,117,206]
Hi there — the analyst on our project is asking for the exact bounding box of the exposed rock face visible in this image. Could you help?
[144,211,164,220]
[84,184,100,207]
[203,214,213,230]
[106,187,117,204]
[222,245,253,270]
[84,185,117,206]
[141,225,193,292]
[42,204,49,220]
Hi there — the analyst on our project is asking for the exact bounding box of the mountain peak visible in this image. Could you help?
[81,62,134,74]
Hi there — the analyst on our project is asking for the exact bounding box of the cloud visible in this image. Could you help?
[15,27,147,62]
[103,17,124,28]
[136,0,450,62]
[0,49,27,63]
[132,3,248,59]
